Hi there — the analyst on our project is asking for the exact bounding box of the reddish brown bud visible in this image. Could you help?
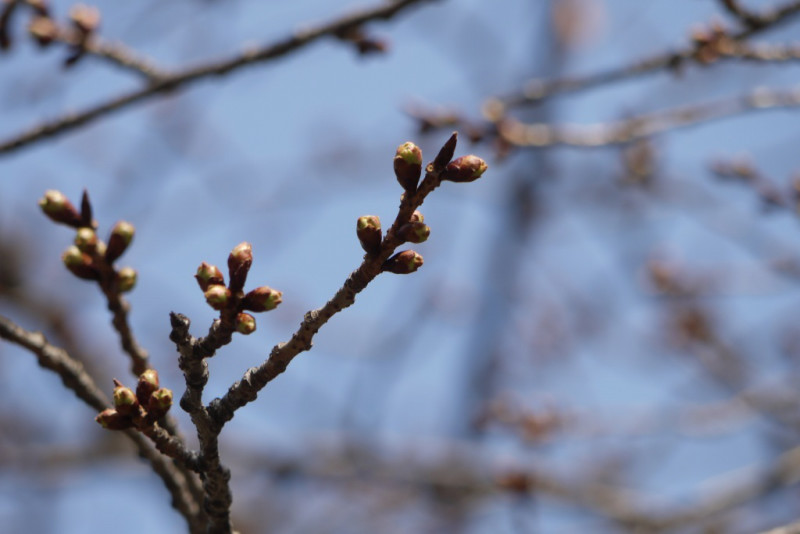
[105,221,135,263]
[442,155,488,183]
[204,285,231,310]
[409,210,424,224]
[136,369,160,405]
[28,16,56,47]
[79,190,94,229]
[356,215,382,255]
[113,384,139,417]
[116,267,137,292]
[146,388,173,420]
[62,245,99,280]
[69,3,100,34]
[74,227,98,254]
[398,222,430,244]
[394,142,423,192]
[195,262,225,292]
[242,286,282,312]
[235,312,257,335]
[95,408,132,430]
[432,132,458,171]
[39,190,82,227]
[228,241,252,293]
[382,250,423,274]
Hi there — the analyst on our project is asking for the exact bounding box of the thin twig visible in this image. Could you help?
[416,87,800,149]
[0,314,203,532]
[498,0,800,108]
[0,0,436,157]
[208,137,451,427]
[719,0,768,28]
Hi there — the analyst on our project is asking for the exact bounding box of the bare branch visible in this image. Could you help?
[0,0,437,157]
[497,0,800,108]
[0,313,203,532]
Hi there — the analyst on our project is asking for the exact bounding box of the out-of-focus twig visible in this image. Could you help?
[500,0,800,108]
[0,0,436,157]
[413,87,800,151]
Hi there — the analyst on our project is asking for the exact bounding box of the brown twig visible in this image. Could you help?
[164,133,476,533]
[497,0,800,108]
[719,0,768,28]
[208,137,454,427]
[414,87,800,150]
[0,313,203,532]
[0,0,436,157]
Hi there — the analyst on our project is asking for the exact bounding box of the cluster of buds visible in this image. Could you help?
[690,20,736,64]
[64,3,100,66]
[393,135,488,195]
[372,135,487,274]
[39,189,137,292]
[355,210,428,274]
[195,242,282,335]
[95,370,173,430]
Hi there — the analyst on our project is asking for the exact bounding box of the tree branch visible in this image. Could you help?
[0,0,437,157]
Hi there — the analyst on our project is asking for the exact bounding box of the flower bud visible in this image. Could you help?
[39,190,82,227]
[432,132,458,171]
[95,408,132,430]
[62,245,99,280]
[356,215,382,255]
[228,242,252,293]
[105,221,135,263]
[69,3,100,34]
[235,312,256,335]
[28,16,57,47]
[398,222,430,244]
[242,286,282,312]
[442,155,488,183]
[74,227,98,254]
[116,267,137,292]
[409,210,424,224]
[136,369,160,405]
[382,250,423,274]
[147,388,173,420]
[113,382,139,417]
[394,142,423,192]
[195,262,224,292]
[204,285,231,310]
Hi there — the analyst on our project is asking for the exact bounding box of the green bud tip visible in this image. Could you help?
[117,267,137,292]
[442,155,488,183]
[110,221,135,245]
[95,408,131,430]
[139,369,159,388]
[230,242,253,263]
[357,215,381,231]
[383,250,424,274]
[195,262,224,291]
[62,245,85,266]
[204,285,231,310]
[74,227,97,249]
[235,313,257,335]
[149,388,173,411]
[399,222,430,244]
[243,286,282,312]
[113,385,137,407]
[395,142,422,165]
[39,190,68,213]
